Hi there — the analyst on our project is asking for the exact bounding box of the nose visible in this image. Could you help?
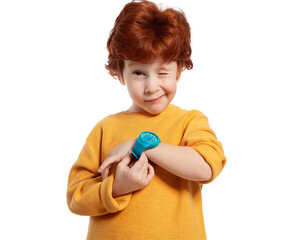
[145,75,160,94]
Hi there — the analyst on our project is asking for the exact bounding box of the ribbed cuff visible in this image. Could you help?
[100,171,132,213]
[193,145,226,184]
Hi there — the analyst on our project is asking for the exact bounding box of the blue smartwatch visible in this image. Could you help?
[131,131,161,159]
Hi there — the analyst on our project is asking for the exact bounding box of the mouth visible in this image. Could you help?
[144,94,165,103]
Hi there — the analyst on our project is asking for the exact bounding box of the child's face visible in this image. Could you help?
[122,58,178,115]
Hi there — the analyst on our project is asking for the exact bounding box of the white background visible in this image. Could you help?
[1,0,299,239]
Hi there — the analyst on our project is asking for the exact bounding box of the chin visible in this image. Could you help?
[147,110,161,115]
[146,105,167,115]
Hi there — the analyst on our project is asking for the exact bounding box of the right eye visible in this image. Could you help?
[133,71,144,76]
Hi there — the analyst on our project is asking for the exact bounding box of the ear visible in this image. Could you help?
[176,70,182,81]
[176,62,183,81]
[118,75,126,85]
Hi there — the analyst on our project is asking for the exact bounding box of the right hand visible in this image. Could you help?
[112,152,155,197]
[98,138,137,179]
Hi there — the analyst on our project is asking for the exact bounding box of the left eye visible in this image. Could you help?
[158,73,168,76]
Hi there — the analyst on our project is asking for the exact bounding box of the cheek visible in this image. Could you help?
[126,82,143,99]
[165,80,177,95]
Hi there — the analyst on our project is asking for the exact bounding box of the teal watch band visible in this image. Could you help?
[131,131,160,159]
[131,141,145,159]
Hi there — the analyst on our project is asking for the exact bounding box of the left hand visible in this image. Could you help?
[111,152,155,197]
[98,138,136,179]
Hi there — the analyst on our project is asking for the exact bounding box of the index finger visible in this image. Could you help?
[98,156,115,173]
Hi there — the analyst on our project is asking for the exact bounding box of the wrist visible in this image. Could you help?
[131,138,137,146]
[112,180,122,198]
[144,142,161,160]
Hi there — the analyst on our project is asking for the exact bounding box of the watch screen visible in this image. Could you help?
[141,132,158,143]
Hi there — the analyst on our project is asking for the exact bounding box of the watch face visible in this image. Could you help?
[140,132,159,144]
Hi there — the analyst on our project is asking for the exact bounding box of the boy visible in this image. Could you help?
[67,1,226,239]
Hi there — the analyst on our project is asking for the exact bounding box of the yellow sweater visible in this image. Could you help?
[67,104,226,240]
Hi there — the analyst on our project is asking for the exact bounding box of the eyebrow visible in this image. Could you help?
[159,66,171,71]
[127,62,145,68]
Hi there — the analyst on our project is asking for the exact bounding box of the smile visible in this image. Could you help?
[144,94,165,103]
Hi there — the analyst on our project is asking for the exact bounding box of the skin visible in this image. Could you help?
[120,58,178,115]
[98,58,212,197]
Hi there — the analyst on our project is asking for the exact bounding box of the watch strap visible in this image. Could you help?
[131,140,146,159]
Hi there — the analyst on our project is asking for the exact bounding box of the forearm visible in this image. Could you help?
[67,177,110,216]
[68,144,132,216]
[145,143,212,182]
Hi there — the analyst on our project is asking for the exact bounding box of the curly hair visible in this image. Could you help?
[105,0,193,80]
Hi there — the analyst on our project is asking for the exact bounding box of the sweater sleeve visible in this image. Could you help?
[66,122,132,216]
[180,111,226,184]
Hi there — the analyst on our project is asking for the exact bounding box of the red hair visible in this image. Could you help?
[105,0,193,80]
